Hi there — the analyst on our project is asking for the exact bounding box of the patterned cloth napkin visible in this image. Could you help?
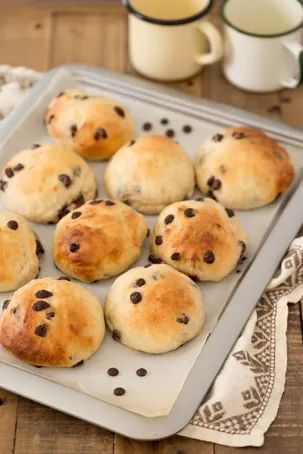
[0,66,302,447]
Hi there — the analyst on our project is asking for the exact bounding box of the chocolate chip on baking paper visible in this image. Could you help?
[171,252,181,261]
[146,228,150,238]
[5,168,14,178]
[2,300,10,310]
[142,122,152,131]
[155,235,163,245]
[35,290,53,299]
[107,367,119,377]
[70,124,77,137]
[69,243,80,253]
[73,194,85,207]
[136,368,147,377]
[72,360,84,368]
[164,214,174,225]
[71,211,82,219]
[161,118,169,125]
[148,254,162,264]
[13,163,24,172]
[31,144,41,149]
[7,220,18,230]
[112,329,121,342]
[183,125,192,134]
[58,276,71,281]
[232,131,246,140]
[176,314,190,324]
[94,127,108,140]
[212,133,224,142]
[114,106,125,118]
[203,250,215,264]
[130,292,142,304]
[57,204,69,220]
[129,140,136,146]
[58,174,72,188]
[34,324,48,337]
[89,199,102,205]
[184,208,195,218]
[0,180,7,192]
[135,278,146,287]
[32,301,50,312]
[114,387,125,396]
[166,129,175,138]
[226,208,235,218]
[48,114,55,124]
[105,200,115,206]
[46,311,55,320]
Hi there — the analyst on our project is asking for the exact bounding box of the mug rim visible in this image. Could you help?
[122,0,213,26]
[221,0,303,38]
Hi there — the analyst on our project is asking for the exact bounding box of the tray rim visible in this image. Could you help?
[0,64,303,441]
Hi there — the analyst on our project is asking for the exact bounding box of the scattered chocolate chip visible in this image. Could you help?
[72,360,84,368]
[89,199,102,205]
[32,301,50,311]
[108,367,119,376]
[212,179,221,190]
[164,214,174,225]
[105,200,115,206]
[232,131,246,140]
[184,208,195,218]
[7,220,18,230]
[142,122,152,131]
[31,144,41,149]
[94,127,108,140]
[0,180,7,192]
[13,163,24,172]
[129,140,136,146]
[166,129,175,138]
[73,194,85,207]
[212,133,224,142]
[58,174,72,188]
[226,208,235,217]
[207,176,215,187]
[203,250,215,264]
[5,168,14,178]
[71,211,81,219]
[58,276,71,281]
[114,387,125,396]
[135,278,146,287]
[239,240,246,255]
[207,176,221,190]
[46,311,55,319]
[130,292,142,304]
[155,235,163,245]
[69,243,80,253]
[148,255,162,264]
[57,205,69,220]
[48,114,55,124]
[171,252,181,261]
[114,106,125,118]
[136,368,147,377]
[2,300,10,310]
[11,307,18,314]
[112,329,121,342]
[176,314,190,324]
[236,269,241,273]
[146,228,150,238]
[183,125,192,134]
[34,324,48,337]
[57,91,64,97]
[70,124,77,137]
[35,290,53,299]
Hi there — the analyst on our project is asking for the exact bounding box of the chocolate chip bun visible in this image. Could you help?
[0,277,105,367]
[151,199,247,282]
[195,126,294,210]
[104,264,205,354]
[0,212,43,292]
[45,88,135,160]
[0,143,97,224]
[53,199,148,283]
[104,135,195,214]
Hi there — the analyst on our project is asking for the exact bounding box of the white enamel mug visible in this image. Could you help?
[222,0,303,92]
[123,0,223,81]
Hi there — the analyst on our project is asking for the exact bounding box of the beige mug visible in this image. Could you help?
[123,0,223,81]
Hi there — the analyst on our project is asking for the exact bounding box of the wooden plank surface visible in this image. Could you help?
[0,1,302,453]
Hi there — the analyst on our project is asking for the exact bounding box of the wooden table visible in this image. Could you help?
[0,1,302,453]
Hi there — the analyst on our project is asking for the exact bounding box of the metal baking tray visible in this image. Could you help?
[0,65,303,440]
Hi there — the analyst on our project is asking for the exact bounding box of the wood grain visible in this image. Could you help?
[0,390,18,454]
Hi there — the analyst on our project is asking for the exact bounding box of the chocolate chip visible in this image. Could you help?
[31,144,41,149]
[0,180,7,192]
[184,208,195,218]
[207,176,221,190]
[58,276,71,281]
[70,124,77,137]
[46,311,55,319]
[171,252,181,261]
[48,114,55,124]
[69,243,80,253]
[114,387,125,396]
[136,368,147,377]
[212,133,224,142]
[130,292,142,304]
[7,220,18,230]
[114,106,125,118]
[239,240,246,255]
[155,235,163,245]
[89,199,102,205]
[176,314,190,324]
[11,307,18,314]
[5,168,14,178]
[108,367,119,376]
[164,214,174,225]
[105,200,115,206]
[166,129,175,138]
[94,127,108,140]
[146,228,150,238]
[183,125,192,134]
[143,122,152,131]
[160,118,169,125]
[148,255,162,264]
[71,211,81,219]
[73,194,84,207]
[34,324,48,337]
[57,91,64,97]
[226,208,235,217]
[13,163,24,172]
[32,301,50,311]
[58,174,72,188]
[203,250,215,264]
[129,140,136,146]
[2,300,10,310]
[232,131,246,140]
[135,278,146,288]
[112,329,121,342]
[35,290,53,299]
[72,360,84,367]
[207,176,215,187]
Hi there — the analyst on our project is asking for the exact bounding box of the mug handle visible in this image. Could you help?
[194,21,224,66]
[281,42,303,88]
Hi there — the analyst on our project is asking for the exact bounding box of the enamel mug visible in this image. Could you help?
[222,0,303,92]
[123,0,223,81]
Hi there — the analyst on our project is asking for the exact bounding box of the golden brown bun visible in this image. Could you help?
[0,277,105,367]
[45,88,135,160]
[195,126,294,209]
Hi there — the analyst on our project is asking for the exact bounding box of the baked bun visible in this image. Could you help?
[195,126,294,210]
[0,212,43,292]
[0,277,105,367]
[53,199,148,282]
[104,264,205,354]
[151,199,247,282]
[45,88,135,160]
[0,143,97,224]
[104,135,195,214]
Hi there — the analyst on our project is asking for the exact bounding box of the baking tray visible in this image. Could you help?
[0,64,303,440]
